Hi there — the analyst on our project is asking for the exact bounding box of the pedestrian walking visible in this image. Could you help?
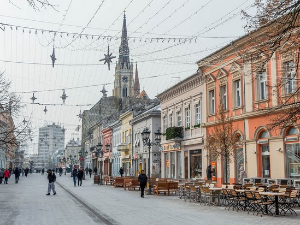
[4,169,10,184]
[119,167,124,177]
[85,167,88,175]
[77,168,83,186]
[88,168,92,178]
[206,165,212,180]
[238,166,247,184]
[59,167,63,176]
[46,169,56,195]
[72,166,78,187]
[14,167,20,183]
[42,168,44,175]
[138,170,147,198]
[94,167,97,175]
[0,168,4,184]
[21,168,24,176]
[25,168,29,177]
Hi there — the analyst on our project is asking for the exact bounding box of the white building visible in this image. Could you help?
[112,121,122,177]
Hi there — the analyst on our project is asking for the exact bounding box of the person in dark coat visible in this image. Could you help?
[25,168,29,177]
[94,167,97,175]
[14,167,20,183]
[46,169,56,195]
[138,170,148,198]
[206,165,212,180]
[88,168,92,178]
[119,167,124,177]
[77,169,83,186]
[72,167,78,187]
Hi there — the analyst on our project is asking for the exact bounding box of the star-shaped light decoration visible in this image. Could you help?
[30,93,37,103]
[61,89,68,104]
[22,118,27,125]
[77,110,82,121]
[43,106,48,114]
[99,45,116,70]
[101,85,108,97]
[50,46,57,68]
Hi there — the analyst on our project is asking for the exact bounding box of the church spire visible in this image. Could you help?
[119,13,130,69]
[134,63,140,97]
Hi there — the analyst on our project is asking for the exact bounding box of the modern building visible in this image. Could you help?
[37,123,65,169]
[157,73,205,179]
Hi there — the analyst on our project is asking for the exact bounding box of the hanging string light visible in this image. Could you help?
[60,89,68,104]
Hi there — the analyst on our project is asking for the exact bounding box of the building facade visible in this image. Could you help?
[157,73,205,179]
[132,105,161,178]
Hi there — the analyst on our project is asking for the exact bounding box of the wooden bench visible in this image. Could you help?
[153,182,169,195]
[129,179,140,191]
[168,182,178,195]
[123,178,133,190]
[114,177,124,188]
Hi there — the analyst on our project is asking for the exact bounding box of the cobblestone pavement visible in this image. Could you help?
[0,173,299,225]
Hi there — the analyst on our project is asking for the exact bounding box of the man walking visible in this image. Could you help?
[4,169,10,184]
[119,167,124,177]
[0,168,4,184]
[46,169,56,195]
[14,167,20,183]
[88,168,92,178]
[138,170,147,198]
[94,167,97,175]
[72,166,78,187]
[77,168,83,186]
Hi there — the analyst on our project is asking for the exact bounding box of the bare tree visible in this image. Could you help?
[8,0,57,10]
[241,1,300,130]
[205,102,238,184]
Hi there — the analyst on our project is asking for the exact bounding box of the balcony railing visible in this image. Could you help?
[117,143,130,151]
[166,127,183,140]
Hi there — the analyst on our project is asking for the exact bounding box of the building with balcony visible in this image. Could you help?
[157,73,205,179]
[111,121,121,176]
[102,126,112,176]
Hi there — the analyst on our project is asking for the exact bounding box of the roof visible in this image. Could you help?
[136,90,149,99]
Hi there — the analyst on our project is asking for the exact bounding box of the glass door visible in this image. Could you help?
[261,145,270,178]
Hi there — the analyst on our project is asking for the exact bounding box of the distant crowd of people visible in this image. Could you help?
[0,167,30,184]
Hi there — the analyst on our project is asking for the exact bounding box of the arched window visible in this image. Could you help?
[260,130,268,138]
[287,127,297,135]
[122,87,127,97]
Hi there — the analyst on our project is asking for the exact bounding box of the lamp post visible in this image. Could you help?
[96,142,103,185]
[141,127,162,195]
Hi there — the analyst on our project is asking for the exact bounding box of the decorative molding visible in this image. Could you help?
[219,76,227,86]
[232,71,241,81]
[208,82,215,90]
[216,68,228,79]
[229,61,241,73]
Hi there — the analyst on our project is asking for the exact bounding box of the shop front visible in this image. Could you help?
[161,142,181,179]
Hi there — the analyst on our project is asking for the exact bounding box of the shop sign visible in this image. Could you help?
[163,143,181,151]
[257,139,268,144]
[285,137,298,142]
[190,149,202,154]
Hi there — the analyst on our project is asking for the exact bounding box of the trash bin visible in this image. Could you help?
[94,175,100,185]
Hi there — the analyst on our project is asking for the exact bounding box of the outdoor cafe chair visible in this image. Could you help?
[230,189,246,212]
[278,190,298,216]
[244,191,257,214]
[184,185,198,203]
[252,192,274,217]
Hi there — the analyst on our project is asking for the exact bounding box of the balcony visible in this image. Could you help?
[166,127,183,141]
[117,143,130,151]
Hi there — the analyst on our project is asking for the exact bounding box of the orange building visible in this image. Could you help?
[198,28,300,186]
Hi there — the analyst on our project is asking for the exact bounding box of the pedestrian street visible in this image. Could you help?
[0,173,299,225]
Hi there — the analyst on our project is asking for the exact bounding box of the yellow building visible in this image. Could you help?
[118,111,133,176]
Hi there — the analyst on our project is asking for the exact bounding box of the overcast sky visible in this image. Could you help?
[1,0,255,154]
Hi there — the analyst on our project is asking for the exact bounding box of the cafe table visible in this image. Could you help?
[259,192,286,215]
[209,188,222,206]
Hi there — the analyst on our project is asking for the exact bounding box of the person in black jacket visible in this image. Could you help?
[77,168,84,186]
[138,170,147,198]
[46,170,56,195]
[14,167,20,183]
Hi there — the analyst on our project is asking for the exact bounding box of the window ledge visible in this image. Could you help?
[232,106,242,110]
[254,99,268,104]
[208,113,215,117]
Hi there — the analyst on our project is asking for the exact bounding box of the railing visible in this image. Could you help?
[166,127,183,140]
[117,143,130,151]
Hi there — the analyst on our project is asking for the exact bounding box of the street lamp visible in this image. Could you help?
[141,127,162,195]
[96,142,103,185]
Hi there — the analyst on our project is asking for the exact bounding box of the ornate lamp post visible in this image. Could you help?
[96,142,103,185]
[105,143,111,176]
[141,128,162,195]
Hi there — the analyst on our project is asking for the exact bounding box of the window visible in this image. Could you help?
[122,87,127,97]
[234,80,241,107]
[209,90,215,114]
[285,143,300,178]
[169,113,173,127]
[258,71,267,100]
[195,103,201,125]
[260,131,268,138]
[163,115,167,132]
[177,110,182,127]
[220,86,227,109]
[185,105,190,128]
[284,61,296,94]
[287,127,297,135]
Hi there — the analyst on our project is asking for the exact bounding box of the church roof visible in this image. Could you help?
[136,90,149,99]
